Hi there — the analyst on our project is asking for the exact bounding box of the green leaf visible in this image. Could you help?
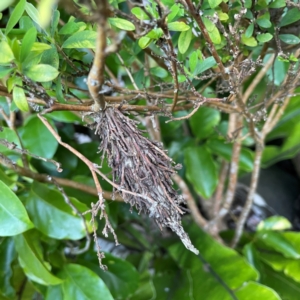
[62,30,97,48]
[257,33,273,43]
[109,18,135,31]
[178,28,192,54]
[245,23,254,38]
[47,111,81,123]
[31,42,52,52]
[257,216,292,231]
[167,4,180,22]
[40,48,59,69]
[193,56,217,75]
[189,107,220,140]
[169,224,259,296]
[260,263,300,299]
[131,7,150,20]
[279,34,300,45]
[235,282,281,299]
[24,64,59,82]
[207,139,254,172]
[138,36,152,49]
[150,67,168,78]
[280,8,300,27]
[19,115,58,159]
[256,231,300,259]
[184,146,218,198]
[189,51,198,73]
[25,182,92,240]
[14,232,62,285]
[241,34,258,47]
[257,13,272,28]
[13,85,29,112]
[25,2,41,26]
[269,0,286,8]
[59,22,86,35]
[0,238,16,298]
[20,27,37,62]
[0,66,14,78]
[217,11,229,21]
[202,17,221,44]
[146,28,163,39]
[0,180,34,236]
[0,41,14,64]
[80,253,139,299]
[5,0,26,35]
[208,0,223,8]
[59,264,114,299]
[168,21,190,32]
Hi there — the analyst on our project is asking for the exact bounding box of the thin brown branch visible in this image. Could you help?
[0,153,122,201]
[231,143,264,247]
[86,2,109,111]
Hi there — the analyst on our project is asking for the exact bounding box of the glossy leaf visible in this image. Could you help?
[138,36,152,49]
[178,28,192,54]
[257,13,272,28]
[0,41,14,64]
[150,67,168,78]
[208,0,223,8]
[19,116,58,159]
[20,27,37,62]
[168,21,190,32]
[189,51,198,72]
[256,231,300,259]
[202,17,221,44]
[0,180,34,236]
[257,216,292,231]
[25,64,59,82]
[62,31,97,48]
[5,0,26,35]
[189,106,220,140]
[59,22,86,35]
[59,264,113,300]
[109,18,135,31]
[81,253,139,299]
[0,238,16,298]
[245,23,254,38]
[257,33,273,43]
[169,224,259,297]
[235,282,281,299]
[279,34,300,45]
[193,56,216,75]
[167,4,180,22]
[184,146,218,198]
[25,182,92,240]
[13,84,29,112]
[14,232,62,285]
[131,7,150,20]
[269,0,286,8]
[25,2,41,26]
[241,34,258,47]
[207,139,254,171]
[280,8,300,27]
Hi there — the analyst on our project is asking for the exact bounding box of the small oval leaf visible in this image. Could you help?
[0,180,34,236]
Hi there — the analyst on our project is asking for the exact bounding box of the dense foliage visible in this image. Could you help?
[1,0,300,299]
